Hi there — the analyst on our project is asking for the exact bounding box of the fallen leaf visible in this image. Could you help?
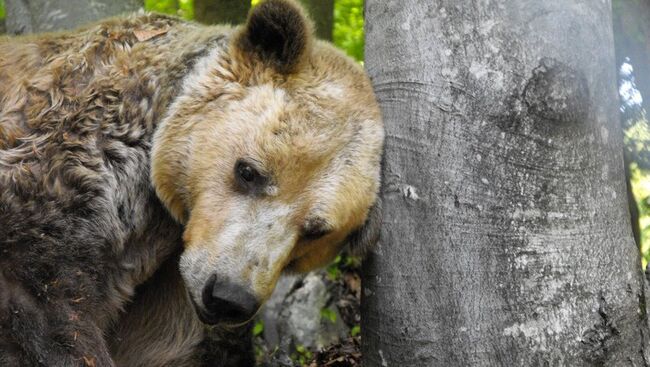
[134,28,169,42]
[344,273,361,297]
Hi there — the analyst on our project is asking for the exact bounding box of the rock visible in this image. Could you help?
[257,271,350,365]
[261,275,301,348]
[281,273,348,349]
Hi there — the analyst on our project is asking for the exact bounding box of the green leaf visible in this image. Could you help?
[178,0,194,20]
[252,320,264,336]
[320,307,337,323]
[144,0,194,20]
[145,0,177,15]
[350,325,361,337]
[344,254,362,268]
[333,0,365,61]
[326,264,341,281]
[295,344,306,354]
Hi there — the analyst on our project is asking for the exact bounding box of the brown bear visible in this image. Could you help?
[0,0,383,366]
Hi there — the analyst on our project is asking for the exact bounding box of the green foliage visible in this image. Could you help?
[627,118,650,267]
[333,0,364,61]
[350,325,361,337]
[252,320,264,337]
[291,344,313,366]
[320,307,338,324]
[325,253,361,280]
[343,253,362,268]
[145,0,177,14]
[143,0,365,60]
[0,0,5,20]
[631,165,650,267]
[326,255,343,281]
[179,0,194,20]
[144,0,194,19]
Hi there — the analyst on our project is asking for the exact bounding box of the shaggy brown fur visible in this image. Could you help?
[0,1,383,366]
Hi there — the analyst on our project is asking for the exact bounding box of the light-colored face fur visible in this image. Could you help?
[152,0,383,323]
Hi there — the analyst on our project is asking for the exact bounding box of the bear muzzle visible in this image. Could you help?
[196,273,260,325]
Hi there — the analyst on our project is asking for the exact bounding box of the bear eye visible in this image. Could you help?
[234,159,267,193]
[238,164,256,182]
[301,217,331,241]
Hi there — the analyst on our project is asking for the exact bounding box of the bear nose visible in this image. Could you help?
[201,274,259,324]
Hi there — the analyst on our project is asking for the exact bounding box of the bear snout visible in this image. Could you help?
[198,273,260,325]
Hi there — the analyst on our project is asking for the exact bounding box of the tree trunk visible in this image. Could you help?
[625,151,641,246]
[362,1,650,365]
[193,0,250,25]
[5,0,140,35]
[299,0,333,40]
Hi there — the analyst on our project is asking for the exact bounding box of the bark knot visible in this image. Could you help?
[523,57,589,125]
[581,296,620,365]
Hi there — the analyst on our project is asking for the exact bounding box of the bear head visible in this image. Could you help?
[151,0,383,325]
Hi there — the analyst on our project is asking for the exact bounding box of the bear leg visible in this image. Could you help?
[0,272,115,367]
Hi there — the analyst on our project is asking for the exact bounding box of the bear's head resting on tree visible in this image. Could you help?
[151,0,384,325]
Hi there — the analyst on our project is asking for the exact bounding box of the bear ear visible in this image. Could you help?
[345,198,383,258]
[235,0,312,74]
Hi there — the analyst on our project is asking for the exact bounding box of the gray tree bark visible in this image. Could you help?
[363,1,650,366]
[299,0,333,41]
[194,0,250,25]
[5,0,140,35]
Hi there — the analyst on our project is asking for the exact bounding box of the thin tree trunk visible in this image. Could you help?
[625,151,641,246]
[299,0,333,40]
[5,0,140,35]
[363,1,650,365]
[193,0,250,25]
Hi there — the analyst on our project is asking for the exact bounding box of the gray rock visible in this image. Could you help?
[261,275,301,347]
[257,271,349,364]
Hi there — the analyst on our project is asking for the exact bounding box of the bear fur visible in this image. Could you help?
[0,1,383,366]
